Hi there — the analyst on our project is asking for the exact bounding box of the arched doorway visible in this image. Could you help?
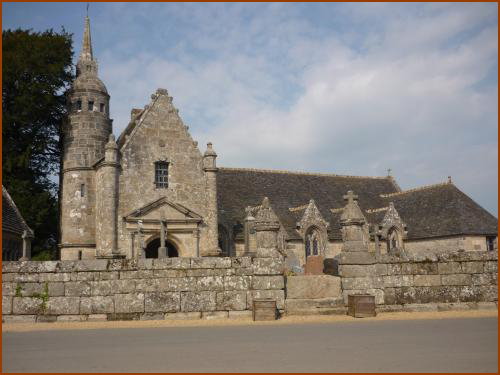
[145,238,179,258]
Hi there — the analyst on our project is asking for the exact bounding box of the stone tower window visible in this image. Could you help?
[75,100,82,111]
[88,101,94,111]
[154,161,169,188]
[100,103,105,113]
[80,184,85,197]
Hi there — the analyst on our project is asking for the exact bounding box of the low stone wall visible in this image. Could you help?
[338,250,498,307]
[2,257,285,323]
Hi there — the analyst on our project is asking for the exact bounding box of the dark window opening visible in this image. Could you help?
[155,161,169,188]
[80,184,85,197]
[78,250,83,260]
[305,227,321,258]
[487,236,496,251]
[75,100,82,111]
[145,238,178,258]
[100,103,105,112]
[86,65,91,72]
[88,101,94,111]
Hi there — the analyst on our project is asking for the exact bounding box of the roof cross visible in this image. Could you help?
[343,190,358,204]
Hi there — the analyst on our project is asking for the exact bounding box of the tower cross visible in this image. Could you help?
[343,190,358,204]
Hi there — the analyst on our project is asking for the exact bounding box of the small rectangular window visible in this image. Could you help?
[155,161,169,188]
[78,250,83,260]
[80,184,85,197]
[487,236,496,251]
[75,100,82,111]
[88,101,94,111]
[100,103,105,112]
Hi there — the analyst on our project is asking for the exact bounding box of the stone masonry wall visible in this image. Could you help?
[338,250,498,307]
[2,257,284,323]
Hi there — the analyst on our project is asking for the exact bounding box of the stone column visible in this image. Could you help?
[203,142,221,256]
[20,230,34,261]
[339,190,369,252]
[254,197,281,258]
[136,220,145,259]
[158,219,167,258]
[243,207,256,257]
[96,134,122,258]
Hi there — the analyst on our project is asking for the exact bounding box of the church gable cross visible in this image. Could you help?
[343,190,358,204]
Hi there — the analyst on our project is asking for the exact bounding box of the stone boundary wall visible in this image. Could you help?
[2,257,284,323]
[338,250,498,307]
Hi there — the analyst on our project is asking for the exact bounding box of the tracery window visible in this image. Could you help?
[305,227,321,258]
[387,228,400,251]
[154,161,169,188]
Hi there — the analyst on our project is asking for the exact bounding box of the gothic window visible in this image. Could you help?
[387,228,400,251]
[88,100,94,111]
[305,227,321,258]
[154,161,169,188]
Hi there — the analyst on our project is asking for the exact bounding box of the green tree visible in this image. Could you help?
[2,29,74,259]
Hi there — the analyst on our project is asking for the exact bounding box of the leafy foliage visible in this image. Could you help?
[2,29,74,258]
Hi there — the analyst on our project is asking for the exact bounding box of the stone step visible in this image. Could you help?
[285,307,347,316]
[285,297,345,310]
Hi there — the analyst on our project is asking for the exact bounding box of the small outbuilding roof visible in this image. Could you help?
[2,185,34,237]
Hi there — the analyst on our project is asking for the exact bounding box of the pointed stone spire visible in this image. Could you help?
[80,15,93,62]
[76,12,98,77]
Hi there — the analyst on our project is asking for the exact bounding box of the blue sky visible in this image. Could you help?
[3,2,498,216]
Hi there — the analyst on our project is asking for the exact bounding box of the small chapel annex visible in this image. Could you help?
[59,16,498,268]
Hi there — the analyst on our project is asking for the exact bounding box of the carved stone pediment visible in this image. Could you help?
[296,199,329,238]
[124,197,202,223]
[379,202,407,239]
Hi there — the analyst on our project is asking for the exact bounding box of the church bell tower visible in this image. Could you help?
[59,14,112,260]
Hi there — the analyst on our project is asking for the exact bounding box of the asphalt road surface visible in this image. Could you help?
[2,317,498,373]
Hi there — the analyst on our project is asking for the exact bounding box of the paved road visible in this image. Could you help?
[3,317,498,373]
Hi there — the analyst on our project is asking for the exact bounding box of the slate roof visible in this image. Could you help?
[217,168,498,241]
[2,185,33,236]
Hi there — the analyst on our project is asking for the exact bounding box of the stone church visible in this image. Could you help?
[60,16,498,267]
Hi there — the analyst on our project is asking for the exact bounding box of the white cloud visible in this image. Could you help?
[94,2,497,215]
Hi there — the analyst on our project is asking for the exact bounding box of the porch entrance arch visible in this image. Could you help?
[145,238,178,258]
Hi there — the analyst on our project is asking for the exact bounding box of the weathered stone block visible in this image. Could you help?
[12,297,43,314]
[287,276,341,299]
[1,273,15,282]
[461,262,484,274]
[65,281,91,297]
[387,263,402,275]
[48,282,65,297]
[438,262,462,274]
[471,285,498,302]
[87,314,108,321]
[252,276,284,290]
[235,267,253,276]
[45,297,80,315]
[137,259,154,270]
[413,275,441,287]
[2,262,22,273]
[339,265,374,277]
[181,291,216,312]
[12,274,39,283]
[472,273,492,286]
[19,283,44,297]
[196,276,224,291]
[107,313,142,321]
[202,311,228,320]
[158,277,197,292]
[144,292,180,312]
[247,290,285,309]
[3,296,13,314]
[135,279,161,293]
[411,262,438,275]
[216,291,247,310]
[57,315,87,322]
[140,313,164,321]
[224,276,251,291]
[384,288,397,305]
[231,257,252,268]
[59,260,108,272]
[2,282,16,296]
[375,264,388,276]
[190,257,231,269]
[441,274,471,286]
[114,293,145,313]
[252,258,284,275]
[400,263,413,275]
[39,273,71,282]
[22,261,58,273]
[120,270,154,279]
[429,286,461,303]
[92,280,136,295]
[339,252,376,265]
[2,315,37,323]
[285,297,344,310]
[97,271,119,280]
[484,261,498,273]
[154,269,188,278]
[80,296,115,314]
[71,272,96,281]
[402,303,438,312]
[228,310,253,319]
[164,312,201,320]
[153,257,191,270]
[342,276,383,290]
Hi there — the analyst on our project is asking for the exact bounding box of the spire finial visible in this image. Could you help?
[80,9,93,62]
[86,2,89,17]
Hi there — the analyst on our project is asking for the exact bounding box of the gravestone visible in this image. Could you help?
[304,255,324,275]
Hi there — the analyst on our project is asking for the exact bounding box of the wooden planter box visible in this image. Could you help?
[348,294,376,318]
[253,299,277,321]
